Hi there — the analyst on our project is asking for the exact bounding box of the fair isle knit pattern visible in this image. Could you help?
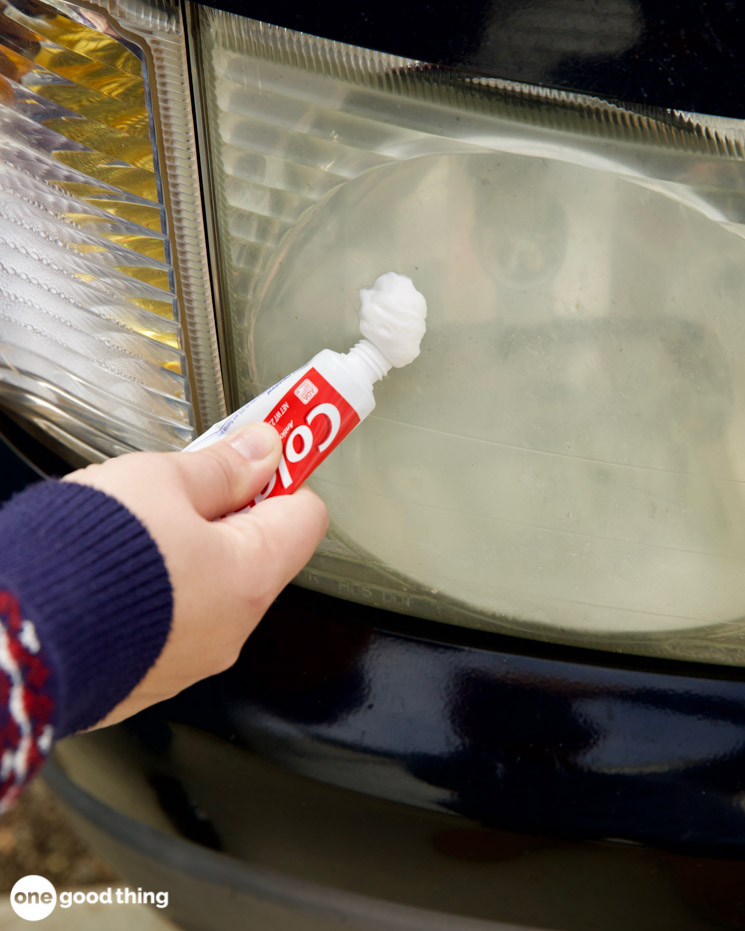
[0,590,53,813]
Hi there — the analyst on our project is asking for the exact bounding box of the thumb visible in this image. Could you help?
[177,422,282,519]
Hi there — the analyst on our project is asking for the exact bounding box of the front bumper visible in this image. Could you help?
[51,582,745,931]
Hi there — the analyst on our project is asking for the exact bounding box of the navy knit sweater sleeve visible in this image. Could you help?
[0,480,173,810]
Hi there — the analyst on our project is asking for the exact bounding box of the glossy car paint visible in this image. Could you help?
[162,587,745,854]
[198,0,745,118]
[44,581,745,930]
[46,721,745,931]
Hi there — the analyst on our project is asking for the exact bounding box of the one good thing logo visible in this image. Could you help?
[9,875,169,921]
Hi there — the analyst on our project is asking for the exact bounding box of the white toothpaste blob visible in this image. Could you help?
[358,271,428,369]
[185,272,427,508]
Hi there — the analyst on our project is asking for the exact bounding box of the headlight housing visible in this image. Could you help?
[4,0,745,667]
[0,0,224,458]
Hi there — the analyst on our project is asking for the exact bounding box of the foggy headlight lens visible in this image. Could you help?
[197,9,745,665]
[0,0,223,457]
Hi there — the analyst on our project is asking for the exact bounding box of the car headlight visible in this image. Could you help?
[0,0,224,458]
[3,0,745,667]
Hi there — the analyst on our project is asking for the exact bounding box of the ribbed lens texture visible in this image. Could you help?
[0,0,192,456]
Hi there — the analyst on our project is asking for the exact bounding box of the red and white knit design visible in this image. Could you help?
[0,590,54,812]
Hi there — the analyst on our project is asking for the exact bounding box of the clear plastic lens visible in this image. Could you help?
[198,9,745,665]
[0,0,227,457]
[0,0,192,455]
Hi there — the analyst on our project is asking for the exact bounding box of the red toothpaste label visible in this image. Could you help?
[250,367,360,506]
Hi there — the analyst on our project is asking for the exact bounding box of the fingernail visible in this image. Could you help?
[228,423,278,460]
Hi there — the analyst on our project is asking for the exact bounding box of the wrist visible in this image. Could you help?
[0,480,173,736]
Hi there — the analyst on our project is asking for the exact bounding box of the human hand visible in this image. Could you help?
[62,423,328,727]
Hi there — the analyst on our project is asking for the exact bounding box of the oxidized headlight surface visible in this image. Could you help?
[195,9,745,665]
[0,0,223,458]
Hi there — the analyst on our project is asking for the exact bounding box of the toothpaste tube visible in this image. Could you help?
[185,272,427,508]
